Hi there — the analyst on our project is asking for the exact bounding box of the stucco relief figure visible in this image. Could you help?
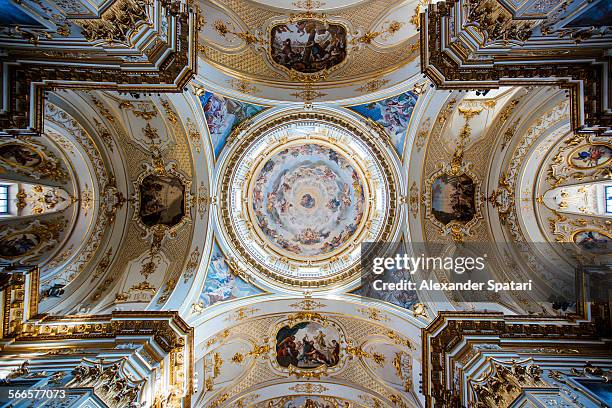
[0,143,43,168]
[139,175,185,227]
[431,173,476,225]
[271,20,347,73]
[276,321,341,369]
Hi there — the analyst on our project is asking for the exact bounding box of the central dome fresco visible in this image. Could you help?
[216,110,400,290]
[250,143,367,259]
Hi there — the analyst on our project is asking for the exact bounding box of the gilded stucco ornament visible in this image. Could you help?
[0,218,67,263]
[0,140,69,182]
[421,0,612,130]
[67,359,143,406]
[75,0,149,46]
[131,150,193,240]
[423,147,484,243]
[216,109,400,289]
[469,359,547,407]
[547,134,612,187]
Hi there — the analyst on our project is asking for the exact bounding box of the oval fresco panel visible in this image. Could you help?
[0,143,43,168]
[573,230,611,255]
[569,144,612,169]
[276,321,341,369]
[0,233,42,258]
[431,173,476,225]
[270,20,348,74]
[254,396,349,408]
[139,175,185,227]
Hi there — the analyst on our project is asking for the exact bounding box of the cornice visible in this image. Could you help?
[420,0,611,132]
[0,0,197,136]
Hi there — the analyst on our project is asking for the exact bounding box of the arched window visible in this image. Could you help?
[0,184,9,215]
[544,181,612,218]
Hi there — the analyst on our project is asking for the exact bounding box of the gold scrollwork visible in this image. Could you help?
[75,0,149,46]
[217,110,399,289]
[352,21,405,45]
[356,78,389,94]
[423,163,484,243]
[0,141,68,182]
[131,151,193,239]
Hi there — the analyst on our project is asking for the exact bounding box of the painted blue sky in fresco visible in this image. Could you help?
[348,91,418,158]
[197,240,262,308]
[199,92,265,158]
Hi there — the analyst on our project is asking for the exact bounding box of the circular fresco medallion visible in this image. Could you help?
[216,110,400,289]
[249,143,366,258]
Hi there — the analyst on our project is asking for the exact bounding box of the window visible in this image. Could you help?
[606,185,612,214]
[0,185,9,214]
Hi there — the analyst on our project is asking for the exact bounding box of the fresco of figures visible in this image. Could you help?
[431,173,476,225]
[356,273,418,310]
[349,91,418,157]
[139,175,185,227]
[197,242,262,308]
[252,144,365,257]
[276,321,341,369]
[0,143,43,168]
[271,20,348,73]
[200,92,264,157]
[254,396,347,408]
[573,230,611,255]
[355,242,419,309]
[569,144,612,169]
[0,233,41,258]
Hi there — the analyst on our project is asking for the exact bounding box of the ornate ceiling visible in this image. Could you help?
[196,0,423,103]
[0,1,610,408]
[215,109,401,290]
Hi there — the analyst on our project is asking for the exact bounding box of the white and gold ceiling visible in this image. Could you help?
[0,0,610,408]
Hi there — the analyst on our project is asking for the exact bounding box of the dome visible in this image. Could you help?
[216,109,400,289]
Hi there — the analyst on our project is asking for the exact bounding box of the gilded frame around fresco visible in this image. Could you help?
[423,160,484,243]
[216,109,401,289]
[265,15,353,82]
[268,312,348,379]
[131,154,193,239]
